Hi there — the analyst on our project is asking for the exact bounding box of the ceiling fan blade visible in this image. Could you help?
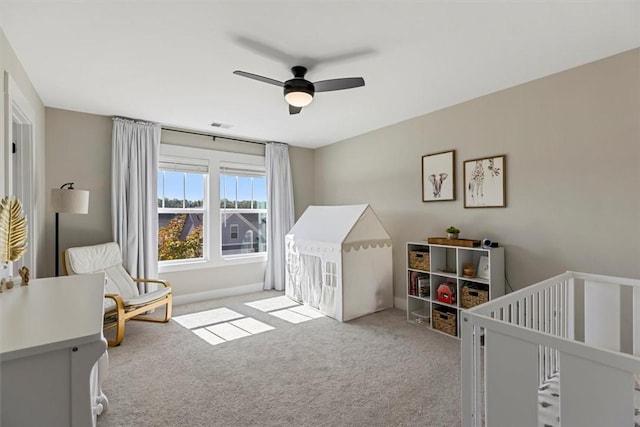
[233,70,284,87]
[289,105,302,115]
[314,77,365,92]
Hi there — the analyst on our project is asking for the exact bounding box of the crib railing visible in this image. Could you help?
[461,271,640,427]
[477,273,573,385]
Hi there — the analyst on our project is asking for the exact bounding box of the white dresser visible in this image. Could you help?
[0,273,108,427]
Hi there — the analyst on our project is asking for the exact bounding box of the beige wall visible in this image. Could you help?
[314,48,640,304]
[44,108,113,276]
[38,45,640,305]
[43,110,316,295]
[0,28,46,276]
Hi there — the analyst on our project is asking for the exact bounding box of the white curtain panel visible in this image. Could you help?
[264,143,295,291]
[111,117,160,291]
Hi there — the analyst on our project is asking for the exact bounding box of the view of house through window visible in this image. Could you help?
[220,167,267,257]
[157,147,267,268]
[158,166,206,262]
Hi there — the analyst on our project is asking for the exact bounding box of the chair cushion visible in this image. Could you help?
[66,242,123,274]
[104,286,171,313]
[126,287,171,307]
[66,242,141,309]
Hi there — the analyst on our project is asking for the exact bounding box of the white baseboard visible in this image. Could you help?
[394,296,407,311]
[173,282,264,306]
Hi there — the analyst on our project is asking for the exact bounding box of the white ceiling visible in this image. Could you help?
[1,1,638,148]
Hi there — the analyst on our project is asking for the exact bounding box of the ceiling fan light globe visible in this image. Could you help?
[285,91,313,107]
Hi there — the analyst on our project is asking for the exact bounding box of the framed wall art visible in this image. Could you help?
[422,150,455,202]
[464,154,506,208]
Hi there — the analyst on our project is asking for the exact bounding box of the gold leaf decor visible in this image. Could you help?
[0,196,28,264]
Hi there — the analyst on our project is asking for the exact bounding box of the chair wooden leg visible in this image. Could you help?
[106,318,125,347]
[164,296,172,322]
[132,298,172,323]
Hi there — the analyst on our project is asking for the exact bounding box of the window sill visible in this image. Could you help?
[158,253,267,273]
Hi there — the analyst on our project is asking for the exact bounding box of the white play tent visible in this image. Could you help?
[285,204,393,322]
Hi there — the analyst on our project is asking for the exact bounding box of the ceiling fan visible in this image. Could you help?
[233,66,365,115]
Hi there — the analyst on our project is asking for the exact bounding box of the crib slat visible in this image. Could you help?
[461,320,481,427]
[535,292,542,385]
[635,286,640,356]
[519,299,524,327]
[560,281,565,338]
[544,288,549,380]
[552,284,558,373]
[475,327,483,427]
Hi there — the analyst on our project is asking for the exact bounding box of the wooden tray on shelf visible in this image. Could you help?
[427,237,481,248]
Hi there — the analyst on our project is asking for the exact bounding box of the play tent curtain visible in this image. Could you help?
[111,117,160,290]
[264,142,295,290]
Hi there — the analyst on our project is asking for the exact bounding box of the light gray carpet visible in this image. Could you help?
[97,291,461,427]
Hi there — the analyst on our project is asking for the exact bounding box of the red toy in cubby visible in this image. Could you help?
[437,282,457,304]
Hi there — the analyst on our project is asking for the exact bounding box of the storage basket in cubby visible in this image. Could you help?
[432,308,457,336]
[461,285,489,309]
[409,251,430,271]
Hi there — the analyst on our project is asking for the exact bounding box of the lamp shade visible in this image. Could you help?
[51,188,90,214]
[284,91,313,107]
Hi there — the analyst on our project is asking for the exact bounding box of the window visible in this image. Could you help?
[157,144,267,271]
[220,165,267,257]
[157,159,207,263]
[325,261,337,288]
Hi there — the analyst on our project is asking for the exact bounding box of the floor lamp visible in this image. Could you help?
[51,183,90,276]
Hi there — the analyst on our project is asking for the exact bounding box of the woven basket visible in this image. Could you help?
[409,251,430,271]
[461,286,489,309]
[433,308,457,336]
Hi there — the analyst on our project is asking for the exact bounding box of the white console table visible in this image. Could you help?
[0,273,108,427]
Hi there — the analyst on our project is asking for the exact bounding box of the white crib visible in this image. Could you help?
[461,271,640,426]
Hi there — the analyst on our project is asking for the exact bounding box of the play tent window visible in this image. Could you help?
[325,261,337,287]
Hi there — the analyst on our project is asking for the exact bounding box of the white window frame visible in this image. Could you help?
[158,144,267,273]
[220,162,268,259]
[157,157,208,267]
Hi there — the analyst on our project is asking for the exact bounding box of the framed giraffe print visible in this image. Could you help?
[422,150,455,202]
[464,155,506,208]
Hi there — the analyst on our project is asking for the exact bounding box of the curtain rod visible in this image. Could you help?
[161,127,270,146]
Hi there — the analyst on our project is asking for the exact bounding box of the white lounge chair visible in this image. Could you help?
[63,242,172,346]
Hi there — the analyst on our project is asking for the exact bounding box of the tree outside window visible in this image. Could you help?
[158,169,206,261]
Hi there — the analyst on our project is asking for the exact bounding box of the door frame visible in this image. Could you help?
[4,72,37,276]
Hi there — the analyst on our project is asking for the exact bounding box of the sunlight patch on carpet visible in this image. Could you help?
[244,295,299,312]
[173,307,244,329]
[206,322,252,341]
[176,296,324,346]
[231,317,276,334]
[289,305,325,319]
[175,307,277,346]
[244,295,325,324]
[193,328,226,346]
[270,309,315,324]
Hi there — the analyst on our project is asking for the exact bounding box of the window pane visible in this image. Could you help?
[220,175,236,208]
[158,171,164,208]
[221,212,266,256]
[185,173,204,208]
[164,172,184,208]
[237,176,253,208]
[158,213,204,261]
[252,176,266,209]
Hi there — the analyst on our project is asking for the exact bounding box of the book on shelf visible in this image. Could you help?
[417,277,430,298]
[409,271,417,296]
[409,271,429,297]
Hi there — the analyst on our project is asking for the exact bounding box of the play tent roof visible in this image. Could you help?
[287,204,390,250]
